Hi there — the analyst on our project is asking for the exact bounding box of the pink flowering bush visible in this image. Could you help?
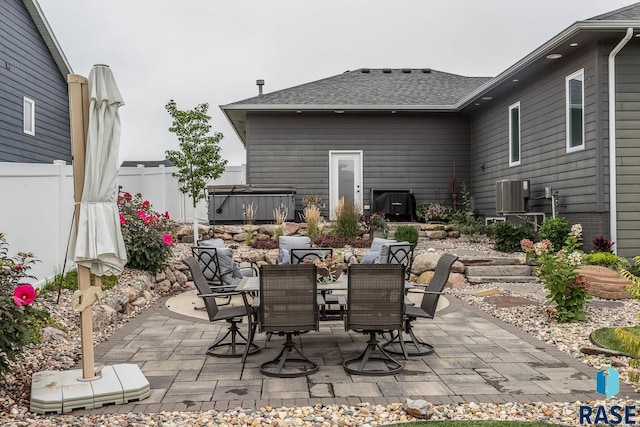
[118,193,175,272]
[0,233,50,374]
[521,224,590,322]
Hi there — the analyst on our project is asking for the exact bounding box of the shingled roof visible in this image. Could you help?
[231,69,491,108]
[589,2,640,21]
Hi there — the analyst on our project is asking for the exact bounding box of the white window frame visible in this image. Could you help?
[23,97,35,136]
[565,69,585,153]
[508,101,521,167]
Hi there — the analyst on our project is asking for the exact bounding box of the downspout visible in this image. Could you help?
[609,27,633,254]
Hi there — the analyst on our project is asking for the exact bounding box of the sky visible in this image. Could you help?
[38,0,634,166]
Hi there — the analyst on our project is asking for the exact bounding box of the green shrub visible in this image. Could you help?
[0,233,51,374]
[491,220,534,253]
[118,192,175,272]
[584,252,629,270]
[453,216,487,236]
[331,199,361,240]
[393,225,419,246]
[42,270,118,294]
[538,217,570,251]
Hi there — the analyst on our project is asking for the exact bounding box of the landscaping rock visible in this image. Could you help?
[577,265,633,300]
[404,399,434,419]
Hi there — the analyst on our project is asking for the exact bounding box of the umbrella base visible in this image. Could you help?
[30,363,150,414]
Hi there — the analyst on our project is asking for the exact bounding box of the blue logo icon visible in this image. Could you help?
[596,366,619,398]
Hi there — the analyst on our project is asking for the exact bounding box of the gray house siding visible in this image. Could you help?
[469,42,609,246]
[246,111,470,216]
[615,42,640,258]
[0,0,71,163]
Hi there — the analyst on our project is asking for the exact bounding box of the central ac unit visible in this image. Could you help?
[495,179,530,214]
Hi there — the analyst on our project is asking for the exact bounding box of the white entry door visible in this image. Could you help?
[329,151,363,219]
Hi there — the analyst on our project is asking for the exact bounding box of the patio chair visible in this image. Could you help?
[183,256,259,361]
[258,264,320,377]
[384,253,459,356]
[346,237,397,265]
[277,236,312,264]
[192,239,258,306]
[343,264,406,376]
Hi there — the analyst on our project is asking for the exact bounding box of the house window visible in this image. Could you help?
[566,69,584,152]
[509,101,521,166]
[23,97,35,135]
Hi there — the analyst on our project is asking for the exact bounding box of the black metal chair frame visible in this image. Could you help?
[258,264,320,378]
[183,256,259,362]
[191,245,258,307]
[289,247,333,264]
[384,253,459,357]
[343,264,407,376]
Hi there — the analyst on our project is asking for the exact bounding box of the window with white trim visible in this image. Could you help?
[23,97,35,136]
[566,69,584,152]
[509,101,521,166]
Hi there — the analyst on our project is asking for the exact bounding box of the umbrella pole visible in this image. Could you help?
[68,74,99,381]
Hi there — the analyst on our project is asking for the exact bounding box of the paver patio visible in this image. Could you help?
[75,292,638,415]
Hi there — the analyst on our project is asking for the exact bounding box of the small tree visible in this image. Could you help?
[165,100,227,243]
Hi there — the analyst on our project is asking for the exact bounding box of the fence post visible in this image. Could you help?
[53,160,67,274]
[159,164,166,213]
[137,164,145,195]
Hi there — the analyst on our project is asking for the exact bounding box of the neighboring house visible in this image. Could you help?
[0,0,72,163]
[222,3,640,257]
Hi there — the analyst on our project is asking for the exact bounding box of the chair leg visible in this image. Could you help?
[259,333,319,378]
[207,318,260,358]
[343,332,404,376]
[383,319,434,357]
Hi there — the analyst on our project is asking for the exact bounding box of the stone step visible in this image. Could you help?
[458,256,524,266]
[467,275,539,284]
[465,265,532,277]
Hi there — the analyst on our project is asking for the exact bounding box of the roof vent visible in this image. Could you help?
[402,68,411,73]
[421,68,432,74]
[382,68,392,73]
[361,68,370,73]
[256,79,265,95]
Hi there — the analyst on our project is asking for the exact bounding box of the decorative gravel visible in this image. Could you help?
[2,239,640,426]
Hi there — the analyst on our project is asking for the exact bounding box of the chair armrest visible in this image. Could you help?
[406,288,445,295]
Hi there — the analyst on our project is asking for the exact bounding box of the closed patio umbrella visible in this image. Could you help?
[72,64,127,276]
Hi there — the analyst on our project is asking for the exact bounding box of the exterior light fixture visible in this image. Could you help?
[546,53,562,60]
[481,96,493,101]
[569,42,579,47]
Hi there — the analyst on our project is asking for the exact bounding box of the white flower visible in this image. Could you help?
[570,224,583,238]
[567,251,583,267]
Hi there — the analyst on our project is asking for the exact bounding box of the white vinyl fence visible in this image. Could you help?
[0,161,245,287]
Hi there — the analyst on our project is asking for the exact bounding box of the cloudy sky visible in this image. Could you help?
[38,0,633,166]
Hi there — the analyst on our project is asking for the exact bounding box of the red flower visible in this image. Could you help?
[162,234,174,246]
[15,264,22,271]
[123,192,132,200]
[13,284,36,307]
[119,213,126,225]
[164,211,170,220]
[142,200,150,210]
[137,210,146,220]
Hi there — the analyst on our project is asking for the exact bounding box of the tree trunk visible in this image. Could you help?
[193,204,199,244]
